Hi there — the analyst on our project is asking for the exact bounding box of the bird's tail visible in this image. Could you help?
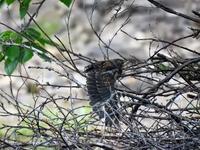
[91,95,120,127]
[86,70,120,126]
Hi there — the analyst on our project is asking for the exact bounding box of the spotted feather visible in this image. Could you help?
[85,59,124,126]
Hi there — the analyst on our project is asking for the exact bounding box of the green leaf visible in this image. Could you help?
[0,0,5,6]
[17,128,34,136]
[22,42,51,62]
[19,48,33,64]
[24,28,41,40]
[158,63,168,71]
[0,31,22,43]
[4,59,18,75]
[38,53,51,62]
[10,32,23,43]
[22,28,53,46]
[4,45,20,61]
[19,0,31,19]
[23,41,47,53]
[0,52,4,62]
[59,0,72,7]
[36,37,50,45]
[5,0,15,5]
[0,31,13,41]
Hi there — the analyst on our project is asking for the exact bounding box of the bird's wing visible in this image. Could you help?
[85,59,124,126]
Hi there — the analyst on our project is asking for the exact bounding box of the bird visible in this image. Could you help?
[84,59,124,126]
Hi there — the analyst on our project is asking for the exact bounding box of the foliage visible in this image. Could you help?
[0,0,72,75]
[0,29,51,75]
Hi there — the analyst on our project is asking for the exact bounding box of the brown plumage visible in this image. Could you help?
[84,59,124,126]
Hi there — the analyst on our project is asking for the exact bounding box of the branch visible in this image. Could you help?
[147,0,200,24]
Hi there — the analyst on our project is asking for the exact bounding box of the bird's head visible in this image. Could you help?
[84,58,140,78]
[84,59,123,72]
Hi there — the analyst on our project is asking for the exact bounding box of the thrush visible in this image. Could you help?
[84,59,124,126]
